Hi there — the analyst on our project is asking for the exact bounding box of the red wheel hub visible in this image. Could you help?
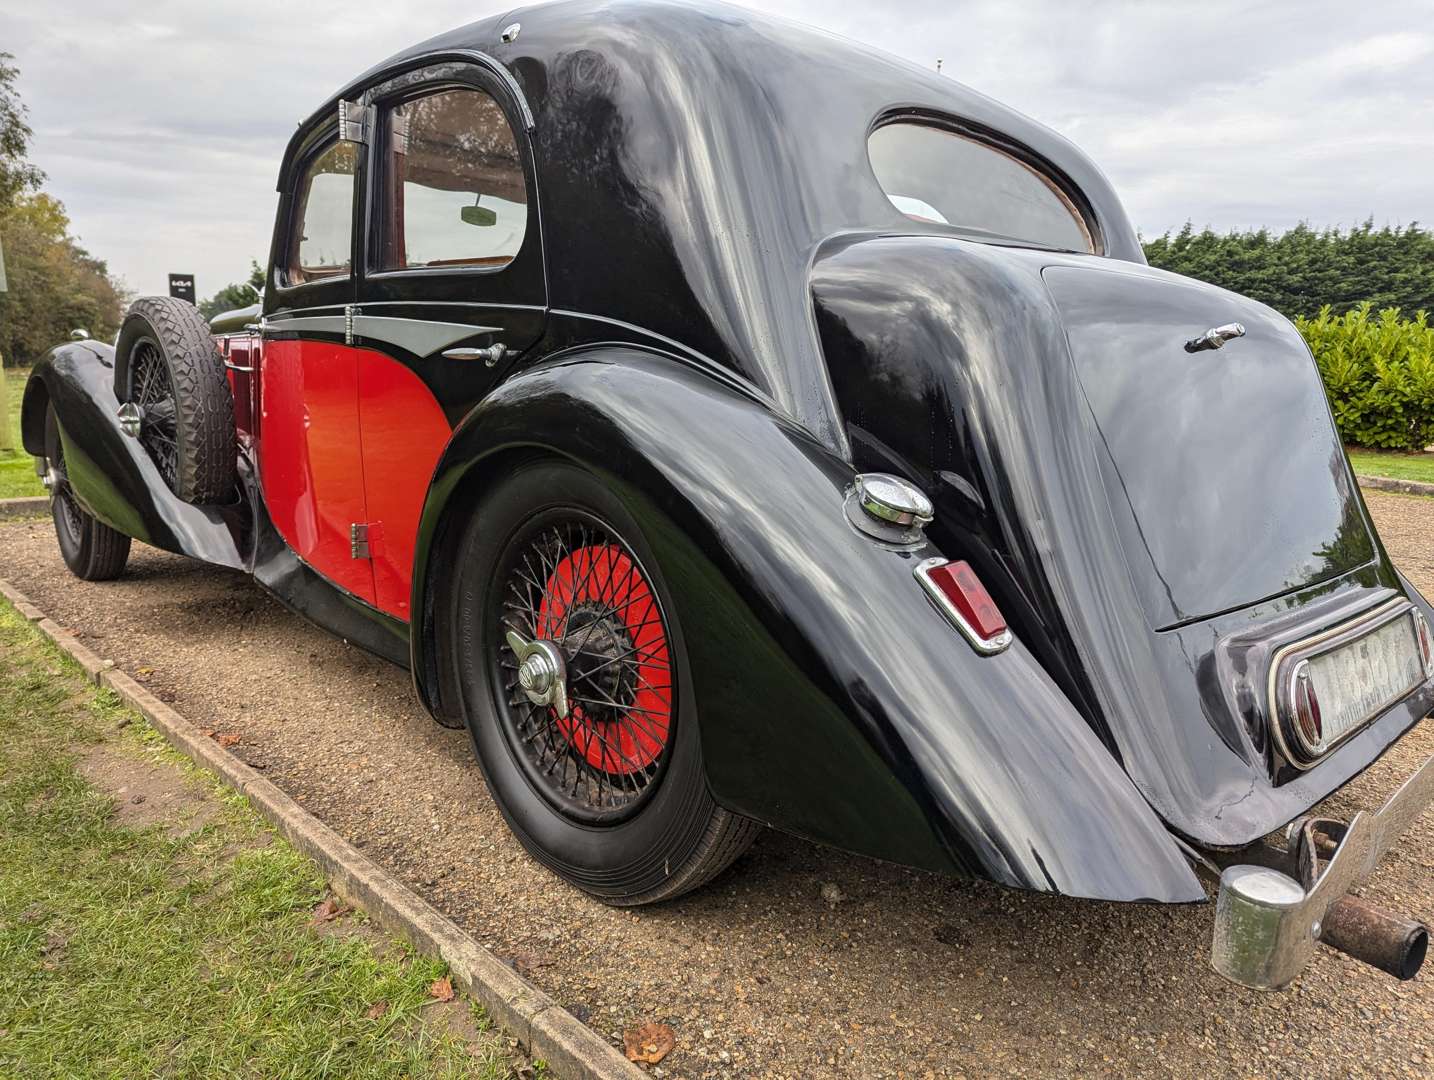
[537,544,671,773]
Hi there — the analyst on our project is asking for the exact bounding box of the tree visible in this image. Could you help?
[198,259,265,319]
[0,52,44,210]
[0,194,126,364]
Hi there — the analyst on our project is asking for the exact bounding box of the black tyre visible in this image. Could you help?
[113,295,236,504]
[44,405,131,581]
[453,460,760,905]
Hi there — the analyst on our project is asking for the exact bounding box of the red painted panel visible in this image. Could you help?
[258,339,376,604]
[220,334,259,442]
[356,350,452,620]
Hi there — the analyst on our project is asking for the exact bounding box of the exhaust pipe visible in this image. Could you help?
[1208,756,1434,989]
[1320,895,1428,981]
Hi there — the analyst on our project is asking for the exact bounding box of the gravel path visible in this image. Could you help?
[3,492,1433,1078]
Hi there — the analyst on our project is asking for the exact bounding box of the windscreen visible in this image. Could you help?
[868,123,1094,253]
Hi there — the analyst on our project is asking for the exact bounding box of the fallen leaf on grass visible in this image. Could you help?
[366,1001,389,1020]
[623,1021,676,1064]
[429,976,455,1002]
[311,897,352,924]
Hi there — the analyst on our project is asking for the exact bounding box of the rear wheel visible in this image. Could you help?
[113,296,236,504]
[44,405,131,581]
[453,460,759,905]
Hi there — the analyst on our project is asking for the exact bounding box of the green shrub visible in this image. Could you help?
[1296,303,1434,451]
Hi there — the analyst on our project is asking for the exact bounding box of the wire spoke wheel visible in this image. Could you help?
[492,512,675,824]
[128,337,180,490]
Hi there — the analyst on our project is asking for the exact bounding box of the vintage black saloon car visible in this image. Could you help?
[22,0,1434,990]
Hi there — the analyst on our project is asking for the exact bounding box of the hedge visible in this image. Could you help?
[1296,303,1434,451]
[1144,221,1434,319]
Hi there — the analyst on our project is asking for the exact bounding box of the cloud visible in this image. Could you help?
[8,0,1431,297]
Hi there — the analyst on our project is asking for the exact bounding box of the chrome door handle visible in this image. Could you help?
[1185,322,1246,353]
[442,343,508,367]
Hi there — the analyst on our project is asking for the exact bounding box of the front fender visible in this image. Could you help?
[412,349,1202,902]
[22,342,246,569]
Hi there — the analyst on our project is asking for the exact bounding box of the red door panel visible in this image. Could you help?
[258,339,376,604]
[356,351,453,620]
[223,333,259,443]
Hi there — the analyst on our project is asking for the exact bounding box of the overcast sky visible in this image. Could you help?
[6,0,1431,298]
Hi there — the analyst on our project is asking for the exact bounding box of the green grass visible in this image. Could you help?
[0,602,520,1079]
[1347,448,1434,486]
[0,365,45,500]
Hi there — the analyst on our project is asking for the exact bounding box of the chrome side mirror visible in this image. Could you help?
[69,327,90,341]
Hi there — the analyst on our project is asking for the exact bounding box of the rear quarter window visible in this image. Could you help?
[868,122,1094,253]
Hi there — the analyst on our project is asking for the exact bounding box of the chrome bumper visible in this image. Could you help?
[1211,754,1434,990]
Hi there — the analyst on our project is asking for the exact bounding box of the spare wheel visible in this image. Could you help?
[112,295,236,504]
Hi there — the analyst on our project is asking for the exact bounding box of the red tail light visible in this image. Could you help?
[1292,665,1323,748]
[914,557,1012,655]
[1416,611,1434,679]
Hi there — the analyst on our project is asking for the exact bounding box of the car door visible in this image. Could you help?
[259,128,376,604]
[352,64,546,620]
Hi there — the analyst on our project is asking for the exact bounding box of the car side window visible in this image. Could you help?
[378,87,528,271]
[288,140,357,284]
[868,122,1095,253]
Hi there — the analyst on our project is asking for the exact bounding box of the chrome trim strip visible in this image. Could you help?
[1265,597,1420,769]
[261,313,501,357]
[913,556,1012,656]
[351,315,500,357]
[262,314,347,337]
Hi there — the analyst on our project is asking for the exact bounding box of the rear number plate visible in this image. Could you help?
[1296,613,1424,756]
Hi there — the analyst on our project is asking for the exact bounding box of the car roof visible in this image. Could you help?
[302,0,1141,450]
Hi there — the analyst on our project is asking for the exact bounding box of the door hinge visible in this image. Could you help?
[338,99,373,144]
[350,522,383,559]
[343,304,358,346]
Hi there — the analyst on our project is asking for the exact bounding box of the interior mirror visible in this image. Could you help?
[461,203,497,227]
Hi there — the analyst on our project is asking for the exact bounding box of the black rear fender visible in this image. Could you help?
[412,348,1202,902]
[20,371,50,458]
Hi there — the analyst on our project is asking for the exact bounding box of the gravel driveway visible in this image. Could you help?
[3,491,1433,1079]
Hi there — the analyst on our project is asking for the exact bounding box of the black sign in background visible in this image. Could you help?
[168,274,196,304]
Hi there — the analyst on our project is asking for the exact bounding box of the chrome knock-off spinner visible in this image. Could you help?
[117,401,144,439]
[506,629,570,719]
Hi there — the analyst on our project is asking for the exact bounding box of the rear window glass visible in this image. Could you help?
[868,123,1094,253]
